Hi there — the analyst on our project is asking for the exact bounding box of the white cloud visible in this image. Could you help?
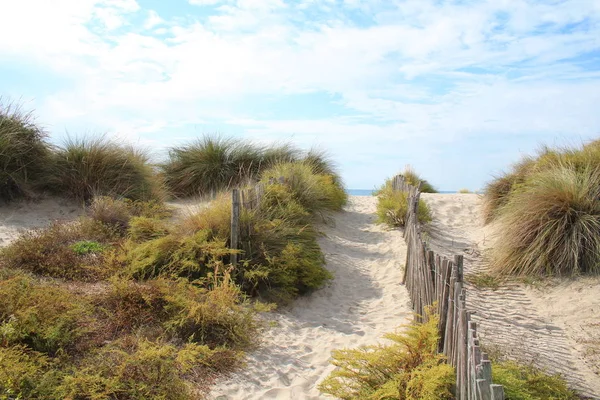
[1,0,599,188]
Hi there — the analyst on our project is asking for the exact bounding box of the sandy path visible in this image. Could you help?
[0,198,83,247]
[422,193,600,399]
[210,195,412,399]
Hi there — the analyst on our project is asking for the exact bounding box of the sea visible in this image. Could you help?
[346,189,457,196]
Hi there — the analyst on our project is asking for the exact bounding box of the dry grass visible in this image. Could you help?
[0,101,52,201]
[490,164,600,276]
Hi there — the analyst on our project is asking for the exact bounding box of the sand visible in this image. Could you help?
[210,195,412,399]
[422,193,600,399]
[0,197,84,248]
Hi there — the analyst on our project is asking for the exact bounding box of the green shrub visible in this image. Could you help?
[319,309,454,399]
[128,216,169,242]
[492,360,578,399]
[71,240,104,255]
[458,188,471,194]
[88,196,173,236]
[401,166,437,193]
[490,164,600,276]
[47,136,163,202]
[125,230,233,280]
[0,345,62,399]
[0,276,93,355]
[162,278,260,348]
[260,161,347,213]
[98,277,260,349]
[0,219,119,280]
[57,339,241,400]
[0,102,52,202]
[375,179,432,227]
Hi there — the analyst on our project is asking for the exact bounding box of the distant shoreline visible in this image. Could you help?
[347,189,458,196]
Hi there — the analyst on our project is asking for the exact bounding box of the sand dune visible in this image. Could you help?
[210,195,412,399]
[422,193,600,399]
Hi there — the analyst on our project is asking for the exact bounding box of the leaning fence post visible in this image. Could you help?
[231,189,240,267]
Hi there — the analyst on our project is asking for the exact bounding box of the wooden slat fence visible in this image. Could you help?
[394,175,505,400]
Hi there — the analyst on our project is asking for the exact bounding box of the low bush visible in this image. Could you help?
[0,276,93,355]
[125,230,233,280]
[0,345,61,399]
[458,188,471,194]
[319,309,454,399]
[56,339,242,400]
[375,179,432,227]
[162,277,260,349]
[47,136,164,202]
[234,182,332,302]
[71,240,105,255]
[88,196,173,235]
[0,219,119,280]
[180,193,232,239]
[99,277,260,348]
[490,164,600,276]
[492,360,578,400]
[260,161,347,213]
[401,166,437,193]
[0,102,52,202]
[128,216,170,242]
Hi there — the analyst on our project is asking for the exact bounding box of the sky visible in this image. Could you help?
[1,0,599,191]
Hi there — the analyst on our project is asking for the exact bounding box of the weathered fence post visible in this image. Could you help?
[231,189,240,267]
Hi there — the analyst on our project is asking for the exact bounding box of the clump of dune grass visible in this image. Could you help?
[490,164,600,276]
[401,166,437,193]
[162,136,266,197]
[319,308,454,400]
[458,188,471,194]
[0,102,52,201]
[47,136,164,202]
[375,178,432,227]
[162,135,345,199]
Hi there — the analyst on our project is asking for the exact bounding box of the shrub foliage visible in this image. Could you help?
[0,102,52,201]
[47,136,164,202]
[319,310,454,400]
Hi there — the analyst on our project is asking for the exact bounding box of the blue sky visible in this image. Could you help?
[1,0,599,190]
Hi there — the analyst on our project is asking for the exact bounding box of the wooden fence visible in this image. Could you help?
[230,178,285,265]
[394,175,505,400]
